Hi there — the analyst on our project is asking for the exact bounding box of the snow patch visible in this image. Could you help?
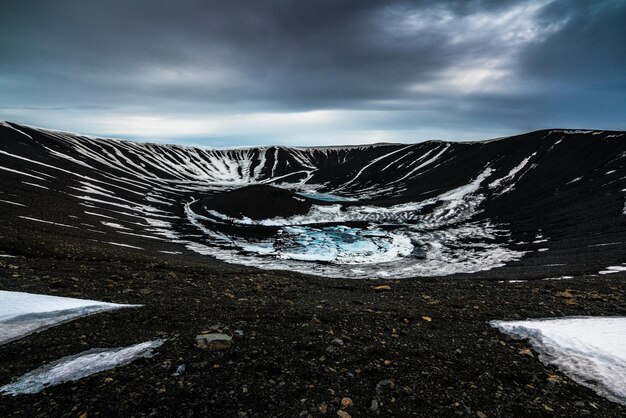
[0,291,138,345]
[491,317,626,405]
[599,265,626,275]
[101,221,130,230]
[0,200,26,207]
[1,340,164,395]
[18,216,77,229]
[106,242,144,250]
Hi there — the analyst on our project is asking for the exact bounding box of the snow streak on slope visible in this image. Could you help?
[1,122,626,279]
[0,291,138,345]
[491,317,626,406]
[1,340,164,395]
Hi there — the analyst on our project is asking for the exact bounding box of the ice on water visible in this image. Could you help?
[295,191,355,202]
[267,226,413,264]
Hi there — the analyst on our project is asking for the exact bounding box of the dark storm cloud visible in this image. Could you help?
[0,0,624,145]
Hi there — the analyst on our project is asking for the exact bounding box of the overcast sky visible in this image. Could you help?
[1,0,624,146]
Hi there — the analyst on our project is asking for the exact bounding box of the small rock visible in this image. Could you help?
[319,403,328,414]
[555,290,574,298]
[588,291,602,300]
[331,338,345,347]
[370,399,379,413]
[476,412,487,418]
[173,364,186,376]
[376,379,395,394]
[422,316,432,322]
[372,285,392,292]
[518,348,533,357]
[336,411,351,418]
[195,333,232,350]
[340,397,353,410]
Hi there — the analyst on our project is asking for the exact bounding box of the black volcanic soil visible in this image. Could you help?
[201,185,329,221]
[2,124,626,417]
[1,243,626,417]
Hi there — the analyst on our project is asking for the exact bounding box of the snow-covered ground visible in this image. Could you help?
[0,291,138,345]
[491,317,626,405]
[1,340,164,395]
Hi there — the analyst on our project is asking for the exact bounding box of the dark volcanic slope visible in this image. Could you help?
[201,184,329,221]
[0,121,625,279]
[2,122,626,417]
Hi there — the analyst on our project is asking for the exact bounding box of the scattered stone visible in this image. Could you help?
[555,290,574,298]
[173,364,186,376]
[376,379,395,394]
[319,403,328,414]
[588,291,602,300]
[331,338,345,347]
[372,285,391,292]
[370,399,379,413]
[518,348,533,357]
[422,316,432,322]
[195,333,232,350]
[340,397,353,410]
[546,374,563,383]
[336,410,351,418]
[476,412,487,418]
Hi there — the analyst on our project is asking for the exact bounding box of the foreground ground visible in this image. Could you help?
[0,247,625,418]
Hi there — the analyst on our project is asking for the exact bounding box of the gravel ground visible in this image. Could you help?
[0,245,625,417]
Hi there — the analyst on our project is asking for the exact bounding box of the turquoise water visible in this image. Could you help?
[296,192,352,202]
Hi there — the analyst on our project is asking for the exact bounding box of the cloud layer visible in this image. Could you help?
[1,0,624,145]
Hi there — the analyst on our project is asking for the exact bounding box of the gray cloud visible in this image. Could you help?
[0,0,624,145]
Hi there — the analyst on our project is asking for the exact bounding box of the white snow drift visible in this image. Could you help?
[0,290,138,345]
[0,340,164,395]
[491,317,626,405]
